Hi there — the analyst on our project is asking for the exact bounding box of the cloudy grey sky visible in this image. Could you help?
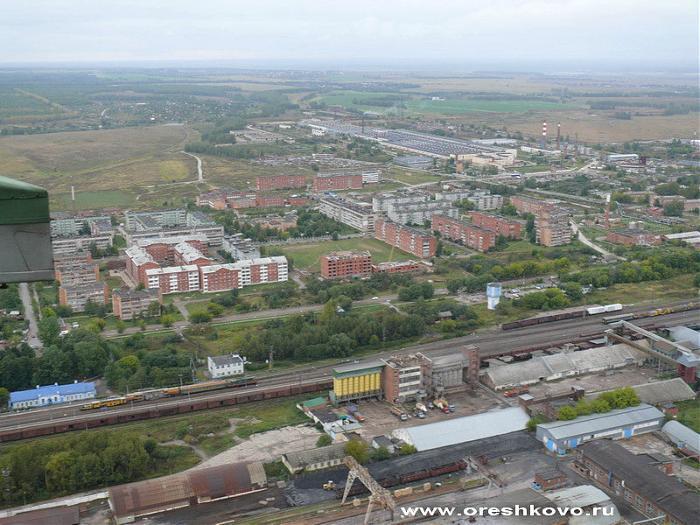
[1,0,698,70]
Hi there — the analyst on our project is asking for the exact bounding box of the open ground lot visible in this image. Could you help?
[276,237,413,272]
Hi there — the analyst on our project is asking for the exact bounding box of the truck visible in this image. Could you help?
[390,405,408,421]
[415,402,427,413]
[503,386,529,398]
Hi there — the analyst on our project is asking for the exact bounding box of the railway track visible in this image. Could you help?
[0,301,696,443]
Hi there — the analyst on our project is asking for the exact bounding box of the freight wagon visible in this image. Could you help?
[502,304,623,331]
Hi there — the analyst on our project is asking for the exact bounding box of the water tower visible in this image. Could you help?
[486,282,502,310]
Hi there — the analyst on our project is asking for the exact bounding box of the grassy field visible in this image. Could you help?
[675,399,700,433]
[277,237,411,271]
[405,98,579,115]
[386,166,443,185]
[585,274,699,305]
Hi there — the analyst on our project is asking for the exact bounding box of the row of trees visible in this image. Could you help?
[558,387,640,421]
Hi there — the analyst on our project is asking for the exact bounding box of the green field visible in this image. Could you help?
[277,238,411,271]
[51,189,136,209]
[676,399,700,433]
[406,98,580,115]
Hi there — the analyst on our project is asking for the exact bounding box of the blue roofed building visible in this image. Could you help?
[9,381,96,410]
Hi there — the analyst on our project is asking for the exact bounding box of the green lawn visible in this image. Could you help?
[584,274,699,305]
[405,98,580,115]
[51,189,136,210]
[387,167,443,185]
[278,238,412,271]
[675,399,700,433]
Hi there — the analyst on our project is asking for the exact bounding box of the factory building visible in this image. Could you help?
[374,218,436,258]
[255,174,307,191]
[320,250,372,279]
[431,214,497,252]
[382,354,432,403]
[312,172,363,192]
[330,359,384,404]
[536,404,665,453]
[393,155,434,169]
[662,421,700,457]
[392,407,530,452]
[386,200,459,225]
[112,288,161,320]
[282,443,347,474]
[483,343,645,391]
[576,440,696,525]
[469,211,524,239]
[318,196,375,232]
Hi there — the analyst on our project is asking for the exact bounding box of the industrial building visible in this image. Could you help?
[374,218,436,258]
[592,378,695,407]
[282,443,346,474]
[576,440,696,525]
[536,404,665,453]
[318,196,375,232]
[320,250,372,279]
[255,174,307,191]
[112,288,160,320]
[393,155,434,169]
[392,407,530,451]
[605,228,662,247]
[482,343,645,391]
[330,359,384,404]
[382,354,432,403]
[109,462,266,524]
[222,234,261,261]
[662,421,700,457]
[431,214,497,252]
[207,354,245,379]
[9,382,96,410]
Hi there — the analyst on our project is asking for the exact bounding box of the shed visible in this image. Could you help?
[662,420,700,456]
[592,378,695,406]
[187,462,266,502]
[282,443,347,473]
[0,175,54,283]
[109,474,193,524]
[536,404,664,453]
[392,407,530,451]
[0,506,80,525]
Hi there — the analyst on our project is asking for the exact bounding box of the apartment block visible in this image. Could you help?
[319,196,375,232]
[386,201,459,225]
[312,173,363,192]
[112,288,161,320]
[173,241,212,267]
[536,206,572,247]
[255,175,307,191]
[51,234,113,256]
[199,256,288,292]
[374,218,436,258]
[54,262,100,286]
[320,251,372,279]
[58,282,108,312]
[431,214,496,252]
[372,191,429,213]
[146,265,201,294]
[469,211,524,239]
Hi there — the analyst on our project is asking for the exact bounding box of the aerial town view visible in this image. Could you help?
[0,2,698,524]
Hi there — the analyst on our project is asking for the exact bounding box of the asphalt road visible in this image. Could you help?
[1,300,696,432]
[18,282,42,351]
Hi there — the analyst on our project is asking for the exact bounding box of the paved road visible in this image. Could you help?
[18,283,42,351]
[571,221,621,261]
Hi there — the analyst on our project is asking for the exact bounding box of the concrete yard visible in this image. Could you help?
[524,366,659,399]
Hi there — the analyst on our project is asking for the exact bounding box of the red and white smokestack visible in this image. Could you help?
[541,121,547,147]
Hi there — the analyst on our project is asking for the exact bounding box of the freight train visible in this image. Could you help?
[80,376,257,411]
[501,304,622,331]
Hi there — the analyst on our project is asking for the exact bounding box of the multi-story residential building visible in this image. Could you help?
[372,191,429,213]
[125,224,224,246]
[320,251,372,279]
[51,233,113,256]
[54,262,100,286]
[255,175,307,191]
[374,218,436,258]
[139,236,209,264]
[312,173,363,192]
[199,256,288,292]
[146,265,201,294]
[222,234,261,260]
[112,288,160,320]
[536,206,572,247]
[125,246,161,286]
[510,195,550,215]
[207,354,245,379]
[466,191,504,210]
[173,241,212,267]
[431,214,496,252]
[386,201,459,225]
[124,209,188,231]
[469,211,524,239]
[58,282,108,312]
[50,214,112,238]
[319,196,375,232]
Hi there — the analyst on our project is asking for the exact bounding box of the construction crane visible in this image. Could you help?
[341,455,396,525]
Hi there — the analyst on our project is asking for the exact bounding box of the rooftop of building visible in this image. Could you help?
[209,354,244,367]
[136,234,208,247]
[174,241,209,263]
[332,358,385,376]
[199,256,287,274]
[283,443,346,470]
[322,250,372,261]
[579,440,697,525]
[538,404,664,440]
[112,288,160,300]
[145,265,200,276]
[10,382,95,403]
[591,377,695,406]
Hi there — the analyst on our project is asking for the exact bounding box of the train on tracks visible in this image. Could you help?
[502,301,700,331]
[80,376,258,410]
[0,378,332,443]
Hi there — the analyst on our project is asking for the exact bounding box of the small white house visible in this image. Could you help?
[207,354,245,379]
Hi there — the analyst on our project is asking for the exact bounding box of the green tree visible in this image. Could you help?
[160,314,175,328]
[190,311,212,324]
[558,406,577,420]
[0,387,9,408]
[38,316,61,346]
[345,440,370,464]
[316,434,332,447]
[372,446,391,461]
[398,444,417,455]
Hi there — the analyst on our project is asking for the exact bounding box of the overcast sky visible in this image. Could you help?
[1,0,698,70]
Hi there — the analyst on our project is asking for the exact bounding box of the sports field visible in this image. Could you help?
[275,237,412,271]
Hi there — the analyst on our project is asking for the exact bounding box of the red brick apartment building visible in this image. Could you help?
[312,173,363,192]
[112,288,161,320]
[469,211,524,239]
[431,215,496,252]
[510,195,550,215]
[374,218,436,259]
[199,256,288,292]
[145,265,201,294]
[255,175,307,191]
[320,251,372,279]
